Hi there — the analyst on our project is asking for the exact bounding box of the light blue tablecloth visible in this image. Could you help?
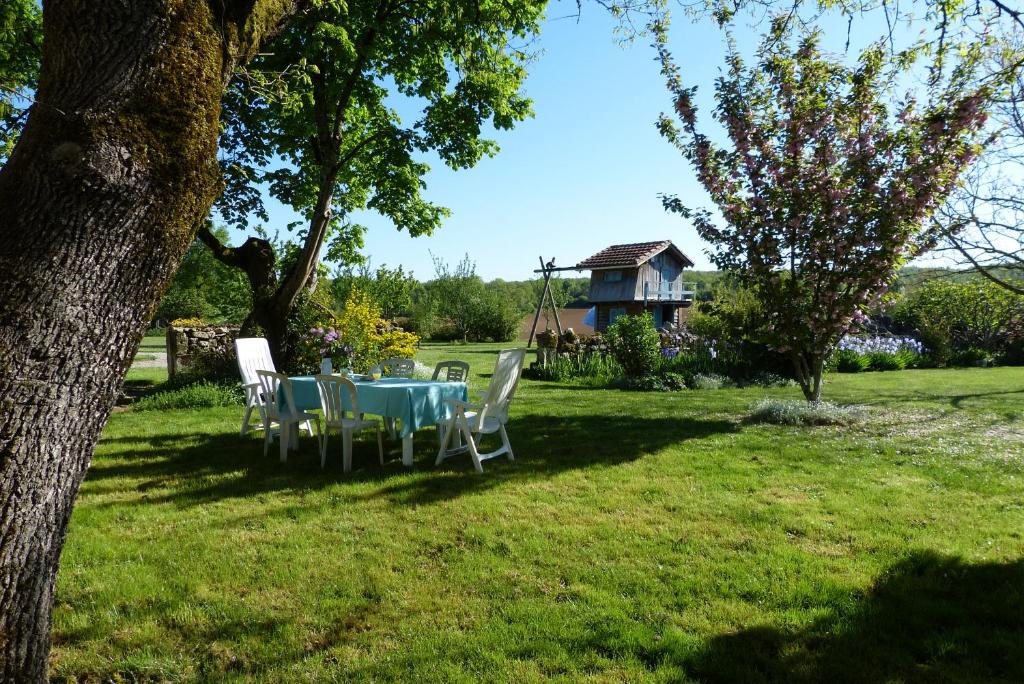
[286,376,468,438]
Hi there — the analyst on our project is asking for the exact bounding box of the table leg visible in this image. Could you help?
[402,433,414,467]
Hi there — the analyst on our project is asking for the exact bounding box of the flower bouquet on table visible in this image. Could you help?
[303,326,354,375]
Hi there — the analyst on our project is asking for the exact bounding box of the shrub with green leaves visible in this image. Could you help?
[524,353,622,385]
[748,399,864,426]
[834,349,871,373]
[615,372,688,392]
[606,313,661,378]
[866,351,905,371]
[688,373,730,390]
[134,381,243,411]
[950,347,994,367]
[468,291,521,342]
[891,280,1024,365]
[742,372,796,388]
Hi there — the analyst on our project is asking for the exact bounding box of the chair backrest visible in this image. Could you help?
[432,360,469,383]
[256,370,295,420]
[236,338,275,388]
[315,374,359,424]
[381,357,415,378]
[482,349,526,421]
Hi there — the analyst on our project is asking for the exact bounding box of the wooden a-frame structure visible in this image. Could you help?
[526,256,581,347]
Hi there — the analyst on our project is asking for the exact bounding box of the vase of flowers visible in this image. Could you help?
[303,326,354,373]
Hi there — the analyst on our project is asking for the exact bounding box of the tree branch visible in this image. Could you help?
[947,232,1024,294]
[196,221,244,269]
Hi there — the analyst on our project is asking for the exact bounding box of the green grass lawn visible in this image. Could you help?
[52,343,1024,682]
[138,335,166,353]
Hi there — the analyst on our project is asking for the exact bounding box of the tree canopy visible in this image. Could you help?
[205,0,546,362]
[657,19,995,400]
[0,0,41,160]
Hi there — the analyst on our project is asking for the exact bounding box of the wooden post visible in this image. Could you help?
[549,287,563,336]
[527,256,552,348]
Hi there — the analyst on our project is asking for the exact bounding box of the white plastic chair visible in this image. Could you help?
[235,337,314,438]
[380,357,415,378]
[432,360,469,382]
[372,357,415,438]
[431,360,470,447]
[255,370,320,463]
[315,374,384,473]
[436,349,526,473]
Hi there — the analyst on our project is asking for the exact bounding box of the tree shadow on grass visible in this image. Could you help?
[353,413,737,505]
[850,388,1024,412]
[89,413,737,508]
[675,550,1024,683]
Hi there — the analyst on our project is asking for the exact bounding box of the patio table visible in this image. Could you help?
[285,376,468,466]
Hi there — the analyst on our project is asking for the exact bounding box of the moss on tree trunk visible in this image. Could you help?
[0,1,301,679]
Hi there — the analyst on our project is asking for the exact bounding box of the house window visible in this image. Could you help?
[609,306,626,323]
[604,270,622,282]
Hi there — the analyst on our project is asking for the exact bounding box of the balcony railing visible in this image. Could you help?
[643,280,696,303]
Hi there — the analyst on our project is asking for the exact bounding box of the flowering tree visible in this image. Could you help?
[656,20,993,401]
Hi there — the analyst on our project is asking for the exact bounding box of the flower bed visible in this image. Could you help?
[831,335,925,372]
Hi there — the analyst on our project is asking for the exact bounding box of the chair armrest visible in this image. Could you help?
[444,398,483,411]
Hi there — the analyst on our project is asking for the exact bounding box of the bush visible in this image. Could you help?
[684,288,793,380]
[134,381,242,411]
[524,353,621,385]
[891,280,1024,365]
[376,324,419,363]
[688,373,729,390]
[606,313,661,378]
[467,292,521,342]
[834,349,870,373]
[615,372,688,392]
[332,289,420,372]
[950,347,994,367]
[741,372,796,388]
[1000,337,1024,366]
[866,351,905,371]
[157,290,218,324]
[748,399,864,426]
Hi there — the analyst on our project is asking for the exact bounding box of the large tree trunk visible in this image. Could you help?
[0,2,300,680]
[195,226,294,362]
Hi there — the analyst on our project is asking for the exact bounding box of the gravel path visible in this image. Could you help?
[132,351,167,369]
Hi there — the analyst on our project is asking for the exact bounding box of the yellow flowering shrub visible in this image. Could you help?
[336,289,419,371]
[170,317,205,328]
[377,325,419,362]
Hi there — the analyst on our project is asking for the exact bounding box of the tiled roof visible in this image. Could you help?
[575,241,692,269]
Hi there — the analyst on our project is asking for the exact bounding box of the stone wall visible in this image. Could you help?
[166,325,240,378]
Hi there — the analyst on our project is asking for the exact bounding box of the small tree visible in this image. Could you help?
[424,253,485,340]
[656,21,993,400]
[332,263,416,320]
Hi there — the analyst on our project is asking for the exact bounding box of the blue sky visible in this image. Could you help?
[248,5,900,281]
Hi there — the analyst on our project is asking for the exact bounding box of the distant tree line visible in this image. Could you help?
[156,234,1016,345]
